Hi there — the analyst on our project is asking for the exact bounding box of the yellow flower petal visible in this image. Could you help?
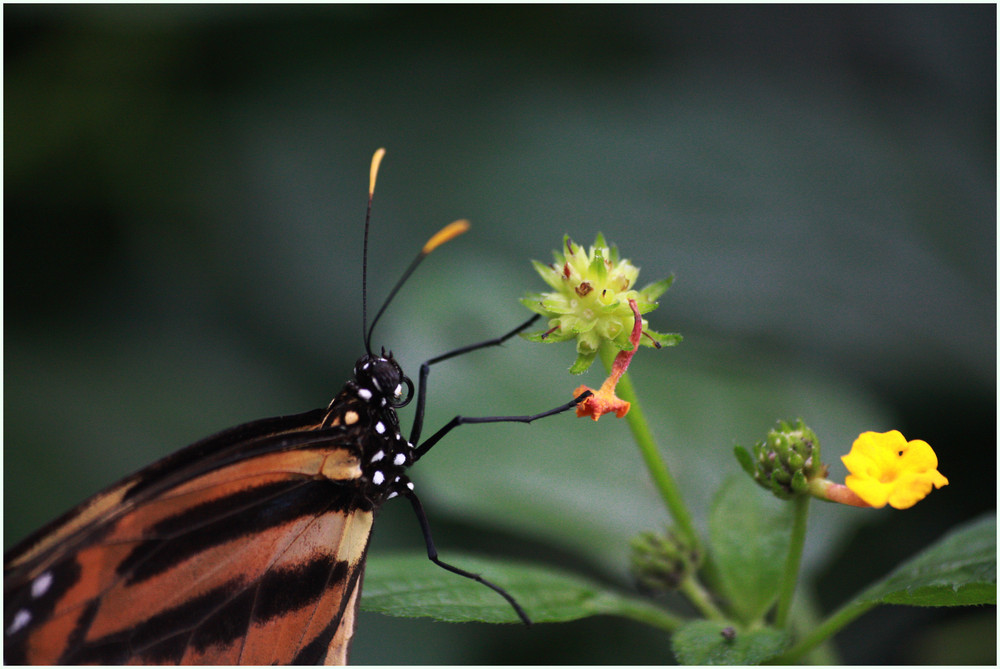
[841,430,948,509]
[843,474,891,508]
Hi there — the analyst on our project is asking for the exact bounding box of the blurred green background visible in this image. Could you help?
[5,5,994,664]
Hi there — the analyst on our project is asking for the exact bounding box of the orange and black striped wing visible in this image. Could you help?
[4,409,375,664]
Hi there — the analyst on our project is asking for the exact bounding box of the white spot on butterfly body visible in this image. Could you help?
[357,388,373,401]
[393,453,406,466]
[393,383,402,397]
[372,471,385,485]
[6,610,30,636]
[31,571,52,599]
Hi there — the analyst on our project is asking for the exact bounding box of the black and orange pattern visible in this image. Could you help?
[4,352,416,664]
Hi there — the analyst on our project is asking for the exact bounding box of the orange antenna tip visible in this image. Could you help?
[422,219,470,254]
[369,148,386,196]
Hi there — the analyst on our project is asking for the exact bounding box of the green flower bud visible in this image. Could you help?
[735,419,828,500]
[629,528,701,594]
[521,233,681,374]
[791,469,809,494]
[788,452,805,470]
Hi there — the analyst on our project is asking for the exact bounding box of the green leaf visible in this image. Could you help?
[641,330,683,348]
[518,294,551,317]
[671,620,790,665]
[858,513,996,607]
[521,331,573,344]
[639,275,675,303]
[709,476,793,623]
[733,445,755,477]
[553,236,570,263]
[361,551,680,629]
[569,351,596,374]
[541,296,574,314]
[530,258,559,283]
[590,248,608,281]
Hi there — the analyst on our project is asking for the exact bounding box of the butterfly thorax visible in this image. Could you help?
[321,352,416,506]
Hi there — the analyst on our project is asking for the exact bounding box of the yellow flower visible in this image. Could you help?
[841,430,948,509]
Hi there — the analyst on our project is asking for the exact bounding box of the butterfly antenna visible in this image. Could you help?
[362,148,387,354]
[365,218,470,353]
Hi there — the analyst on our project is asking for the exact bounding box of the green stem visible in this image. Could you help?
[768,599,875,664]
[774,494,809,628]
[680,577,726,622]
[599,346,699,550]
[618,599,686,633]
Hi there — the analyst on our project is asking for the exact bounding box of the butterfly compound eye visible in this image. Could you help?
[394,375,414,408]
[354,355,411,406]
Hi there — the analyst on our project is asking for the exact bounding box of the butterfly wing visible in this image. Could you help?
[4,409,374,664]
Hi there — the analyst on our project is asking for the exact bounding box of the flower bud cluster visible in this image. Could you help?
[629,528,701,593]
[738,419,827,499]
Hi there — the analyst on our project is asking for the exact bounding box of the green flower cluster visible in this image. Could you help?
[736,419,828,499]
[521,233,679,373]
[630,528,701,593]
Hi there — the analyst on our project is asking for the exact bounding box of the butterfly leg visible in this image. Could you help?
[404,488,532,625]
[411,391,590,462]
[408,313,541,445]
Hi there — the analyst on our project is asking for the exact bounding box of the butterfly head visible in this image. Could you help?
[353,351,413,409]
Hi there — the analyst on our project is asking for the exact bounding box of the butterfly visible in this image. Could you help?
[4,148,589,664]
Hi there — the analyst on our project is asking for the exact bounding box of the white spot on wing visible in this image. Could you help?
[6,610,30,636]
[372,471,385,485]
[31,571,53,599]
[357,388,373,401]
[371,450,384,463]
[375,422,386,434]
[393,453,406,466]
